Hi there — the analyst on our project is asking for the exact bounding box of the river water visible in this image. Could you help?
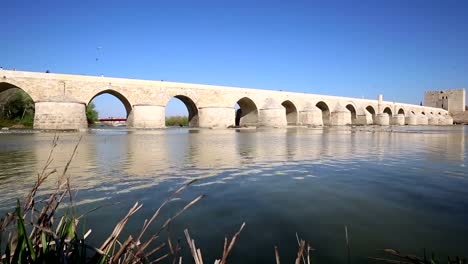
[0,126,467,262]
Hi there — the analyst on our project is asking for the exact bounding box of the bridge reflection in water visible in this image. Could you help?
[0,126,464,209]
[0,127,467,262]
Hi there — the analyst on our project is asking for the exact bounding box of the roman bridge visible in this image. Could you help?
[0,70,452,130]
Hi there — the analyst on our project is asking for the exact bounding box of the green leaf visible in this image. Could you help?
[15,200,36,261]
[41,231,47,255]
[4,243,11,264]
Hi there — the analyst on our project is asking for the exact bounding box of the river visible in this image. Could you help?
[0,126,467,262]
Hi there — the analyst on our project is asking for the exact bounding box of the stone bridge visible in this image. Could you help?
[0,70,452,130]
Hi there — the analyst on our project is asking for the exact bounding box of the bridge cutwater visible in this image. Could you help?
[0,70,453,130]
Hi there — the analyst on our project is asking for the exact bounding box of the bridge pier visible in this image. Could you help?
[405,113,418,125]
[258,99,287,128]
[391,114,405,125]
[330,104,351,126]
[443,115,454,125]
[416,114,429,125]
[298,105,323,126]
[375,113,390,125]
[198,107,235,128]
[355,113,373,125]
[34,101,87,130]
[127,104,165,128]
[428,115,438,125]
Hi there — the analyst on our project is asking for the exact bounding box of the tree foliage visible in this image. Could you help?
[0,89,35,127]
[166,115,188,126]
[86,102,99,124]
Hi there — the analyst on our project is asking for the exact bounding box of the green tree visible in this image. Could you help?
[0,89,35,127]
[86,102,99,124]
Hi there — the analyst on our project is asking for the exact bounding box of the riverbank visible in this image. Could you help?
[0,118,33,129]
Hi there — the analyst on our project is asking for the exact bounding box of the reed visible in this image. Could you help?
[0,135,204,263]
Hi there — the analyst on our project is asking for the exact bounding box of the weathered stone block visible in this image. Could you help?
[258,108,287,128]
[375,114,390,125]
[34,101,87,130]
[391,114,405,125]
[330,111,351,126]
[128,105,165,128]
[198,107,235,128]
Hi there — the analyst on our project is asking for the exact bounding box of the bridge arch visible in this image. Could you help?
[281,100,298,125]
[235,97,258,127]
[397,108,405,115]
[165,95,199,127]
[345,103,358,124]
[315,101,331,125]
[383,107,392,116]
[88,89,132,118]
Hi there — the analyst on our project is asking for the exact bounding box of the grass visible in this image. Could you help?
[0,136,466,263]
[0,116,33,129]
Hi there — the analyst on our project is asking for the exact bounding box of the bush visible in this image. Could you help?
[166,116,188,126]
[86,102,99,124]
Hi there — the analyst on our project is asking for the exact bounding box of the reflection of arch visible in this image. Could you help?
[89,89,132,117]
[167,95,199,127]
[235,97,258,127]
[345,104,357,124]
[398,108,405,115]
[383,107,392,116]
[281,100,298,125]
[316,101,330,125]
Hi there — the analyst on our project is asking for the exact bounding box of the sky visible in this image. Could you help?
[2,0,468,117]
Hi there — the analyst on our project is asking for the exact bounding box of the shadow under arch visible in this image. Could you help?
[235,97,258,127]
[365,105,376,124]
[383,107,392,116]
[315,101,330,126]
[88,89,132,118]
[281,100,298,125]
[345,104,357,124]
[398,108,405,115]
[166,95,199,127]
[0,82,35,120]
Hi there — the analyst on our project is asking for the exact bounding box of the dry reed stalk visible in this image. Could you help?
[295,240,306,264]
[345,225,350,264]
[98,202,143,253]
[184,222,245,264]
[184,228,203,264]
[218,222,245,264]
[296,232,306,264]
[136,179,199,243]
[274,246,281,264]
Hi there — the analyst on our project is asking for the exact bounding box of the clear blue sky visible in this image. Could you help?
[2,0,467,117]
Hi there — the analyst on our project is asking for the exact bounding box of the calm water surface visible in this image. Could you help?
[0,126,467,262]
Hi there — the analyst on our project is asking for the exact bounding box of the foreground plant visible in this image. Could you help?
[0,136,205,263]
[370,248,467,264]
